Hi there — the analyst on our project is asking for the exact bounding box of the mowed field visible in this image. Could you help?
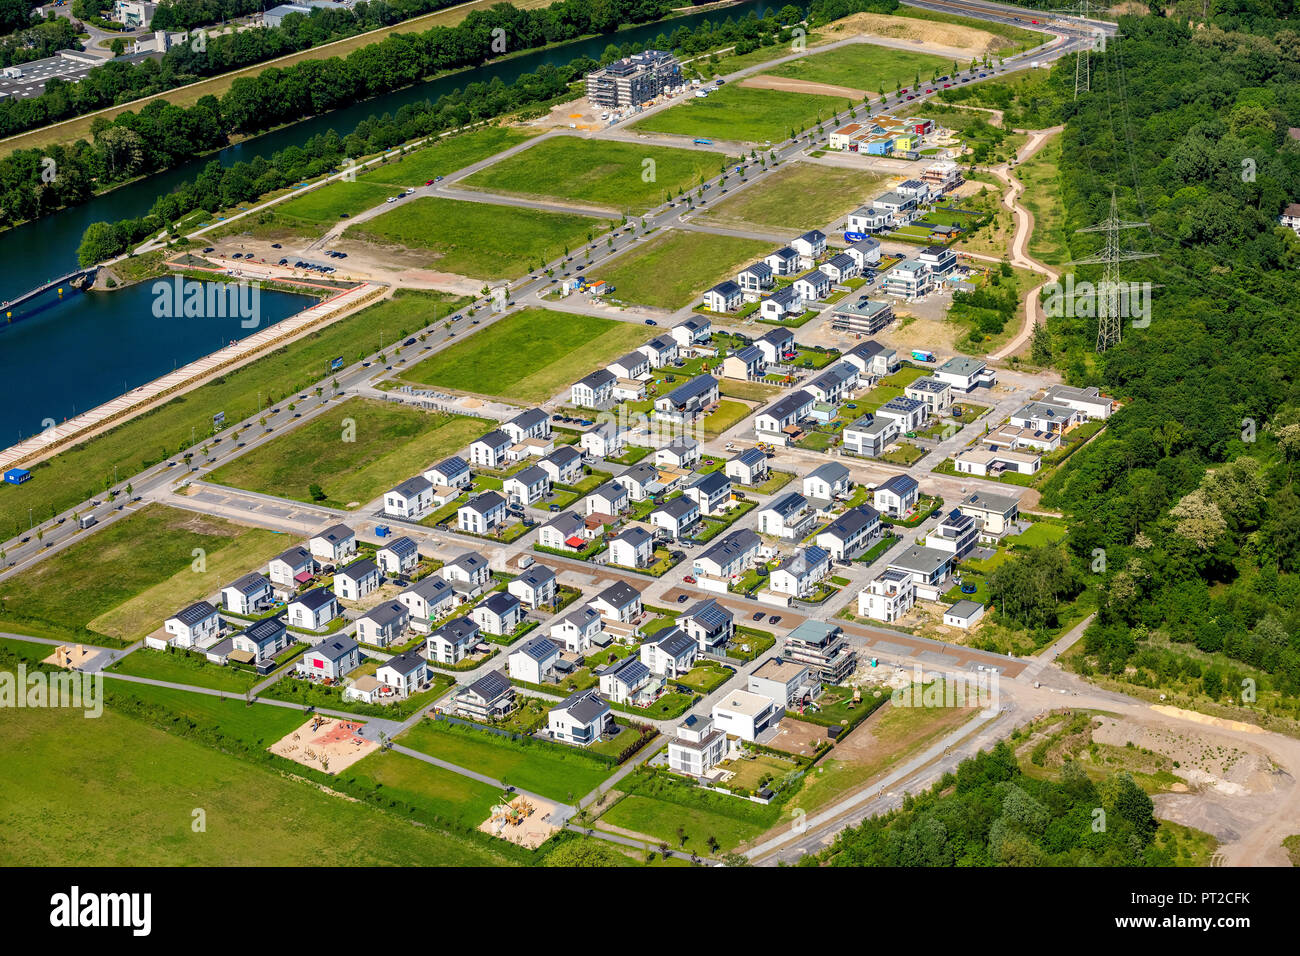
[597,231,770,309]
[761,43,953,95]
[631,85,847,144]
[207,397,484,509]
[404,307,650,402]
[359,126,534,188]
[459,137,731,214]
[0,704,516,866]
[346,197,610,279]
[697,160,889,232]
[275,181,398,225]
[0,505,284,645]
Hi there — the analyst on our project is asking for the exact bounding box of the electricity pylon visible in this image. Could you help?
[1067,189,1157,353]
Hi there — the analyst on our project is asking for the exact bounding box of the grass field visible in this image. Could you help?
[899,7,1040,51]
[698,160,888,233]
[0,289,465,539]
[599,774,778,854]
[0,505,284,645]
[359,127,535,188]
[0,704,514,866]
[633,84,846,144]
[700,399,752,437]
[347,197,608,279]
[107,648,264,692]
[598,231,769,309]
[460,138,731,213]
[399,718,614,802]
[207,397,483,509]
[405,307,650,401]
[349,748,503,828]
[1015,133,1069,266]
[275,181,398,224]
[762,44,952,96]
[107,681,309,746]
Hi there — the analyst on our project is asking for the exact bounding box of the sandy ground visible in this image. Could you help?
[42,645,98,670]
[269,716,378,775]
[525,96,606,133]
[479,794,559,848]
[767,717,833,757]
[741,74,871,100]
[821,12,1008,60]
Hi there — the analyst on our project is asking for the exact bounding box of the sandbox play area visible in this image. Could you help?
[269,715,378,774]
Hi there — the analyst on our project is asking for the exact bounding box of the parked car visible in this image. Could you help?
[768,615,782,624]
[752,612,765,621]
[677,594,689,603]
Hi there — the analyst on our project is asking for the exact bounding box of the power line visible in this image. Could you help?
[1067,189,1158,353]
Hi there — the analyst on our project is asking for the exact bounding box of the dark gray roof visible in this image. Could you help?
[878,473,919,496]
[463,491,505,513]
[338,558,378,580]
[709,280,742,297]
[820,506,880,540]
[433,616,479,645]
[654,496,698,520]
[577,369,617,390]
[662,374,717,406]
[507,407,548,430]
[731,447,766,467]
[807,462,850,485]
[692,470,730,496]
[764,389,813,421]
[405,575,454,602]
[475,429,512,448]
[241,616,285,644]
[683,598,731,631]
[698,527,760,566]
[430,455,469,477]
[601,654,650,687]
[654,627,696,659]
[391,475,433,498]
[515,635,560,662]
[466,670,513,701]
[317,635,359,661]
[381,536,418,559]
[361,599,408,627]
[596,580,641,609]
[227,572,270,595]
[171,601,217,626]
[555,688,610,724]
[758,327,794,345]
[763,491,808,519]
[382,649,427,675]
[479,591,521,616]
[518,565,556,589]
[292,588,337,612]
[274,546,313,567]
[448,551,488,574]
[612,525,652,547]
[313,523,353,545]
[731,344,763,365]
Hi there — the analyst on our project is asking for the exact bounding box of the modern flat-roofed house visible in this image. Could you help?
[607,351,650,381]
[959,490,1021,538]
[654,374,718,423]
[873,190,916,218]
[755,389,813,445]
[509,635,561,684]
[334,558,380,601]
[232,617,291,665]
[376,536,419,577]
[400,576,458,631]
[916,244,957,278]
[819,252,859,283]
[1041,383,1113,420]
[590,580,642,623]
[454,671,516,721]
[656,436,700,470]
[784,619,857,684]
[928,509,979,559]
[375,649,429,698]
[859,567,916,622]
[384,475,434,520]
[769,545,831,599]
[287,588,339,632]
[694,528,760,582]
[684,470,731,516]
[640,626,698,677]
[815,505,880,561]
[501,407,551,444]
[309,524,357,564]
[598,655,660,707]
[840,339,898,379]
[650,495,700,540]
[222,572,272,615]
[637,335,679,368]
[572,369,617,408]
[954,446,1041,477]
[469,430,512,469]
[883,259,930,299]
[427,616,480,665]
[792,269,832,302]
[831,297,894,337]
[736,261,774,299]
[759,286,804,322]
[549,689,615,745]
[268,546,316,589]
[757,491,814,540]
[678,597,733,654]
[702,280,743,314]
[581,421,626,459]
[803,462,852,502]
[503,465,551,508]
[749,657,816,709]
[1010,400,1081,435]
[873,474,920,517]
[668,714,728,776]
[875,395,928,432]
[585,481,629,516]
[791,229,827,267]
[356,600,410,647]
[538,510,587,551]
[538,445,583,485]
[887,544,954,600]
[755,327,795,365]
[842,414,899,458]
[934,356,996,392]
[765,246,800,276]
[711,690,780,742]
[905,376,953,415]
[297,635,361,680]
[671,316,711,349]
[472,590,524,636]
[608,526,654,568]
[164,601,221,648]
[424,454,471,490]
[846,204,893,234]
[944,599,986,630]
[508,564,557,608]
[726,447,768,486]
[551,604,603,652]
[458,491,507,534]
[721,344,765,381]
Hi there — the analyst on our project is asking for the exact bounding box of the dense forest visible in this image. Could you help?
[1028,13,1300,712]
[816,742,1169,866]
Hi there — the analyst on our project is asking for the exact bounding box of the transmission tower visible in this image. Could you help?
[1068,189,1157,353]
[1044,0,1101,98]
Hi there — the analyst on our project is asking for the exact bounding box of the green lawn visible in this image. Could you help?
[106,681,309,746]
[1016,133,1069,266]
[633,84,846,143]
[701,399,753,437]
[0,505,284,645]
[399,718,615,803]
[763,43,952,95]
[1005,520,1068,548]
[275,181,400,224]
[600,773,778,853]
[348,748,503,828]
[404,307,650,402]
[347,197,609,280]
[108,647,263,693]
[359,127,535,188]
[207,397,483,509]
[0,289,465,539]
[698,161,888,233]
[0,704,515,866]
[460,138,731,214]
[598,230,769,309]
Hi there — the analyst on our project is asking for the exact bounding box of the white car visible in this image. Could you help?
[386,197,396,203]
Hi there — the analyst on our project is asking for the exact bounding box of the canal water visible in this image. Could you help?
[0,0,774,446]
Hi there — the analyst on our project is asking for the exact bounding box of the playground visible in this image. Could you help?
[478,793,559,849]
[269,715,378,775]
[42,644,97,670]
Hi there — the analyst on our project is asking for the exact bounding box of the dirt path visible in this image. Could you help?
[741,74,872,100]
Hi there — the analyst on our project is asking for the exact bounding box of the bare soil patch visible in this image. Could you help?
[741,74,871,100]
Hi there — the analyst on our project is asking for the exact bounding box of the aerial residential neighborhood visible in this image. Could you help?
[0,0,1294,907]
